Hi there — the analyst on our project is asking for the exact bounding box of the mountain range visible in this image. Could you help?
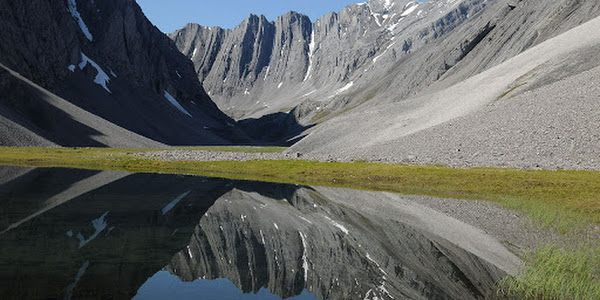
[1,0,599,168]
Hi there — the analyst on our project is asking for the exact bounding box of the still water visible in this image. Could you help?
[0,166,516,299]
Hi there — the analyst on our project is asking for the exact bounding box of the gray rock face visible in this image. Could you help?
[176,0,600,122]
[165,187,518,299]
[0,63,162,148]
[0,0,249,146]
[171,0,486,120]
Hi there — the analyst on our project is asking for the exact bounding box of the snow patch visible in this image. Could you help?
[68,65,76,72]
[383,0,395,10]
[373,13,382,26]
[67,0,93,41]
[373,42,396,63]
[78,52,111,93]
[192,48,198,58]
[400,2,420,17]
[303,90,317,97]
[337,82,354,94]
[164,91,192,117]
[162,191,191,215]
[277,82,283,89]
[176,70,182,78]
[273,223,279,230]
[303,28,316,81]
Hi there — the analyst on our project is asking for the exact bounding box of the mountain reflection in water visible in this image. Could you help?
[0,166,517,299]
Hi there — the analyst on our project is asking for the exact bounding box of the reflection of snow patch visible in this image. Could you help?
[323,216,349,234]
[162,191,191,215]
[67,0,93,41]
[259,229,266,244]
[299,232,309,283]
[298,215,313,224]
[65,260,90,300]
[366,253,388,276]
[76,211,109,248]
[164,91,192,117]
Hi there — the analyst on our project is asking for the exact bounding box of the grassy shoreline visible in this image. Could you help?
[1,146,599,298]
[1,147,598,230]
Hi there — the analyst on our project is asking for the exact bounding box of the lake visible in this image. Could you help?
[0,166,517,299]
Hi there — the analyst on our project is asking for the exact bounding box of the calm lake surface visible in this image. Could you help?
[0,166,515,299]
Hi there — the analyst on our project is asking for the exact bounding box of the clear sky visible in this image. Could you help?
[136,0,363,32]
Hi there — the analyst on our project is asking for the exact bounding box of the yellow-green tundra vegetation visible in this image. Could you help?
[0,146,598,299]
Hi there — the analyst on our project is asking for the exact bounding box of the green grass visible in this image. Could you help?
[1,146,599,299]
[501,245,600,299]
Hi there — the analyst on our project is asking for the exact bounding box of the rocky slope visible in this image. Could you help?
[174,0,600,162]
[290,12,600,169]
[0,0,249,146]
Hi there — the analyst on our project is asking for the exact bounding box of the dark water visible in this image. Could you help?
[0,166,513,300]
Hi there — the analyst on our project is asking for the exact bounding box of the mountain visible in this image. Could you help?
[173,0,600,167]
[0,0,249,147]
[171,0,482,121]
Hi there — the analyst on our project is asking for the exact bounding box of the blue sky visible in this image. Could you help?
[137,0,363,32]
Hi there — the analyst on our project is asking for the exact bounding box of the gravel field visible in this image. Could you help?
[329,65,600,170]
[132,149,296,161]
